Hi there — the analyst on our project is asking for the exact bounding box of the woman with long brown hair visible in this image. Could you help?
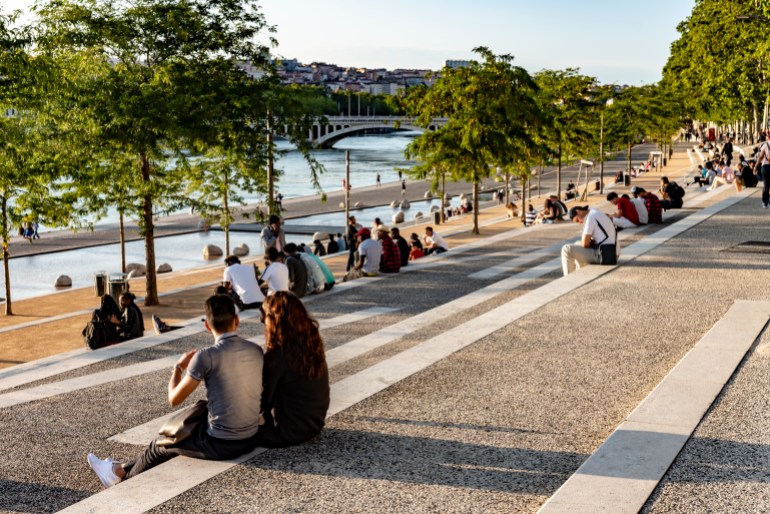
[255,291,330,448]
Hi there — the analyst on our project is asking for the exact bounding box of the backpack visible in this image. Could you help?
[81,310,110,350]
[671,182,685,199]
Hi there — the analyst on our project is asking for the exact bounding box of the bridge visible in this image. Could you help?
[302,116,448,149]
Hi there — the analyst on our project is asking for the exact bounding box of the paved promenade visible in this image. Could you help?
[3,143,768,513]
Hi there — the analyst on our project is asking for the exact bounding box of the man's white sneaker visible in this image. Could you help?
[87,453,122,488]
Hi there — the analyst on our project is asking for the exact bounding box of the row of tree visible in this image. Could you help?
[1,1,685,316]
[403,47,684,234]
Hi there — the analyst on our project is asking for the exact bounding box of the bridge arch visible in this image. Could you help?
[313,120,442,149]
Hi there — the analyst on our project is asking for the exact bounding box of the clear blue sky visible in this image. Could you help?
[4,0,695,85]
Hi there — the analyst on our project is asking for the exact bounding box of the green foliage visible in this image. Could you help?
[404,47,541,233]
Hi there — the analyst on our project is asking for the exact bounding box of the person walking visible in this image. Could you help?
[754,139,770,208]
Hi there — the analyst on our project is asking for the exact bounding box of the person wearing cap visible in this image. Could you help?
[423,226,449,255]
[631,186,663,224]
[260,247,290,295]
[221,255,265,310]
[561,205,617,276]
[606,192,638,229]
[378,226,401,273]
[261,214,286,252]
[352,227,381,277]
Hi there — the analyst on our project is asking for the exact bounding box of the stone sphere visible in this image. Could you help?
[54,275,72,288]
[413,211,424,220]
[126,263,147,277]
[424,191,433,199]
[233,244,249,257]
[400,198,411,210]
[392,211,404,224]
[157,263,173,274]
[203,244,223,260]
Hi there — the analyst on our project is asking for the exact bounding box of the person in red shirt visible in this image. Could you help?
[607,192,639,228]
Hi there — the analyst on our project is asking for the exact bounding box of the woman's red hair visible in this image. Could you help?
[263,292,326,380]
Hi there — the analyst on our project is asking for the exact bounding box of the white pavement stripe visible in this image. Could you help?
[0,320,205,394]
[317,307,399,330]
[468,244,560,280]
[58,161,730,514]
[0,307,395,410]
[538,300,770,514]
[0,355,179,409]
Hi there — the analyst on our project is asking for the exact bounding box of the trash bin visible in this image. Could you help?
[108,273,128,302]
[432,210,441,225]
[624,173,631,186]
[94,271,107,297]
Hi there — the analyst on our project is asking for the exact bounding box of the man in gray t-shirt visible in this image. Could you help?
[86,295,263,487]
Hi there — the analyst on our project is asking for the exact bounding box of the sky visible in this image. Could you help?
[3,0,695,85]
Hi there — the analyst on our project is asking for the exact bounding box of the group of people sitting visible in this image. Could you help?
[344,215,449,280]
[88,291,330,488]
[689,158,758,192]
[83,291,145,350]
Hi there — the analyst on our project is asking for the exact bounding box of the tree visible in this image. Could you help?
[36,0,276,305]
[534,69,596,199]
[405,47,540,234]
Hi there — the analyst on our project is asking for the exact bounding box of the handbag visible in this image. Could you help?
[595,217,618,265]
[156,399,208,447]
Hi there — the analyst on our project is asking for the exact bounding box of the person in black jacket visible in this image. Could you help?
[109,292,144,341]
[390,227,410,268]
[253,291,329,448]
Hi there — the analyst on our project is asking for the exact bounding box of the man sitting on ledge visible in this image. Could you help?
[561,205,617,276]
[87,294,264,487]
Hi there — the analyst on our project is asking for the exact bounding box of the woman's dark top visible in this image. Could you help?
[118,303,144,340]
[255,346,330,448]
[394,236,410,267]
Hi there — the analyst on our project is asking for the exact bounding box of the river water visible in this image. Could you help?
[4,132,422,302]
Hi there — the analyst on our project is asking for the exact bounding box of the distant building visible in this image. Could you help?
[445,60,470,69]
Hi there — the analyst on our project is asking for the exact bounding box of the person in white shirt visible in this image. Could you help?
[423,227,448,255]
[260,248,290,295]
[630,196,648,225]
[355,227,381,275]
[222,255,265,310]
[561,205,618,276]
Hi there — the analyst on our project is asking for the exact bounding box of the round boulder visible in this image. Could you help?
[430,205,439,212]
[424,191,433,199]
[233,244,249,257]
[413,211,424,220]
[126,263,147,277]
[157,263,173,274]
[197,219,210,231]
[391,211,404,224]
[390,200,400,208]
[54,275,72,288]
[400,198,410,210]
[203,244,223,260]
[354,201,365,209]
[339,201,345,209]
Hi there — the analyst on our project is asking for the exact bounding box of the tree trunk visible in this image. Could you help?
[504,170,510,206]
[119,209,126,273]
[557,142,562,200]
[2,195,12,316]
[440,170,446,223]
[140,152,159,306]
[267,107,275,215]
[627,140,632,173]
[472,180,479,235]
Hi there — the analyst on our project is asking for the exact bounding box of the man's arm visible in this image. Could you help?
[581,234,593,249]
[168,350,200,406]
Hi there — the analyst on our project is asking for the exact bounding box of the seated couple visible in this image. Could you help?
[87,292,330,487]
